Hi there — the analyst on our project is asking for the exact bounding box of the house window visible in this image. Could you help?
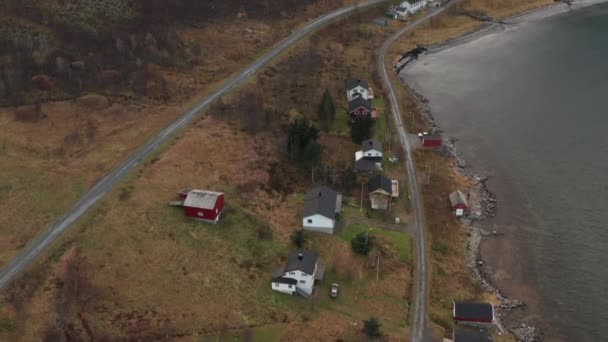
[300,280,306,284]
[307,219,312,224]
[288,285,292,289]
[290,272,295,276]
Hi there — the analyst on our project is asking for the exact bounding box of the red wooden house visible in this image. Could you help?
[348,97,372,122]
[180,189,224,223]
[449,190,469,217]
[453,302,495,325]
[422,135,443,147]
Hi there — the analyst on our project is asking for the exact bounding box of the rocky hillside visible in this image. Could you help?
[0,0,325,106]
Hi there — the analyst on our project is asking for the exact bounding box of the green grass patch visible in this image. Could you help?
[332,107,350,135]
[371,98,387,142]
[338,224,412,263]
[340,200,365,220]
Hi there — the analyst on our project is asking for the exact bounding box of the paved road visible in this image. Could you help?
[378,2,462,341]
[0,0,390,290]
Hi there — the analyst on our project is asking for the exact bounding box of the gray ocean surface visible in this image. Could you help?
[404,4,608,342]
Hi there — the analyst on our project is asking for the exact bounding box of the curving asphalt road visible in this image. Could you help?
[378,2,462,341]
[0,0,390,290]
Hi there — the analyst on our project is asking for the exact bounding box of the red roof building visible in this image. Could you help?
[182,190,224,223]
[449,190,469,217]
[422,135,443,147]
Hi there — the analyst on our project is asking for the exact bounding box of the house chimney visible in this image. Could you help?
[298,253,304,260]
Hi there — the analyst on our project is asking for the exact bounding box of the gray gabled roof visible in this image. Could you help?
[356,158,381,172]
[449,190,468,207]
[346,78,369,91]
[453,328,493,342]
[348,97,371,112]
[362,139,382,153]
[303,186,339,219]
[285,250,318,275]
[272,276,297,285]
[453,302,494,321]
[368,174,392,194]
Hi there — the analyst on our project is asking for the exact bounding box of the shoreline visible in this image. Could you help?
[396,0,608,341]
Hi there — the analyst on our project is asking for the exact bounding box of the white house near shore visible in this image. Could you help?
[395,0,428,17]
[302,186,342,234]
[272,250,325,297]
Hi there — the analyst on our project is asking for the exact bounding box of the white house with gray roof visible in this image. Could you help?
[355,139,383,173]
[346,78,370,101]
[272,250,325,297]
[302,186,342,234]
[395,0,428,17]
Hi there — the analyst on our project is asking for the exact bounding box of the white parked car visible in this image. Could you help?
[330,283,340,298]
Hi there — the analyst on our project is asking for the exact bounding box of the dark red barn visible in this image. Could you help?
[449,190,469,217]
[422,135,443,147]
[453,302,494,324]
[182,190,224,223]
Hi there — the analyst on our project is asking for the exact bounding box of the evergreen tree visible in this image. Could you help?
[292,230,305,248]
[317,89,336,131]
[350,114,373,144]
[362,317,381,340]
[287,116,322,165]
[351,232,372,255]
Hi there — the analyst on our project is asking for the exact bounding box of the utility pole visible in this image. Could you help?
[360,182,364,212]
[426,164,431,185]
[411,111,415,130]
[376,251,380,282]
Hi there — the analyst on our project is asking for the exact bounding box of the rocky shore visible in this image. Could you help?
[401,80,542,342]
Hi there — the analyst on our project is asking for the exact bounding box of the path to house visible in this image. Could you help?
[0,0,391,291]
[378,1,464,342]
[341,217,417,236]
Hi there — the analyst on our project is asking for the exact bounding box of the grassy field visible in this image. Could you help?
[338,223,412,263]
[0,0,554,339]
[0,0,367,270]
[0,4,416,341]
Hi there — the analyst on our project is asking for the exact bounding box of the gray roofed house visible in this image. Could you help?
[285,250,319,275]
[453,302,495,324]
[346,78,369,91]
[303,186,342,234]
[355,157,381,173]
[368,174,392,195]
[362,139,382,153]
[368,174,393,210]
[348,96,372,113]
[453,328,493,342]
[271,250,323,297]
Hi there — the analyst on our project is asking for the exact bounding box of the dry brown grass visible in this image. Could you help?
[0,0,365,269]
[0,98,186,266]
[0,5,415,340]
